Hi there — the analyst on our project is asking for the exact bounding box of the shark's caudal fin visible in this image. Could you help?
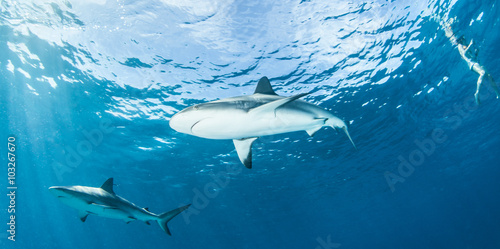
[326,119,357,150]
[157,204,191,236]
[254,76,277,95]
[233,137,258,169]
[342,126,357,150]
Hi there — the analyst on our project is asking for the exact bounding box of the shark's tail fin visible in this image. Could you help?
[342,126,357,150]
[157,204,191,236]
[326,118,357,150]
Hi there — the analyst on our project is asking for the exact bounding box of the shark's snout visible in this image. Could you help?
[169,113,182,132]
[48,186,62,195]
[169,109,201,135]
[48,186,71,198]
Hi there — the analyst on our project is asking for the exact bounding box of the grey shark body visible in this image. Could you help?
[49,178,190,235]
[169,76,356,168]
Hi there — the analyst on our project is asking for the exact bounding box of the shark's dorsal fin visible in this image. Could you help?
[254,77,277,95]
[100,178,115,194]
[233,137,258,169]
[249,93,309,116]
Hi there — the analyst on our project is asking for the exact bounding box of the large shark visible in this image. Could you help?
[169,76,356,168]
[49,178,191,236]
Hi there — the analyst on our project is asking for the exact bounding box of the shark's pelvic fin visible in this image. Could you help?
[100,178,115,194]
[157,204,191,236]
[79,211,89,222]
[126,216,137,224]
[249,93,309,117]
[233,137,258,169]
[254,76,277,95]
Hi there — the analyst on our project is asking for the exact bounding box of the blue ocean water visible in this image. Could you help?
[1,0,500,248]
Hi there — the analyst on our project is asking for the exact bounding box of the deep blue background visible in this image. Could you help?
[1,0,500,248]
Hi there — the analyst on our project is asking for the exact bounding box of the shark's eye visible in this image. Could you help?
[193,105,199,110]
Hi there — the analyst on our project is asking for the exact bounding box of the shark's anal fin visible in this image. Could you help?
[249,93,309,117]
[306,126,323,137]
[233,137,258,169]
[254,76,277,95]
[306,119,327,137]
[100,178,115,195]
[78,211,89,222]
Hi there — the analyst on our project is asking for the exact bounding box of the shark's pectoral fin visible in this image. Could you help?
[91,203,119,210]
[78,211,89,222]
[233,137,258,169]
[249,93,309,117]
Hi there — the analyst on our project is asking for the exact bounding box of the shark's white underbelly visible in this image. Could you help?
[191,111,326,139]
[85,204,131,220]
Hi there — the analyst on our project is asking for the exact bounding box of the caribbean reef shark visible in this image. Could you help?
[49,178,190,236]
[169,76,356,168]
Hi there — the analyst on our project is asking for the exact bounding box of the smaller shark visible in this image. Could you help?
[49,178,191,236]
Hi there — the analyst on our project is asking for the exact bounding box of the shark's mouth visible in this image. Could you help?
[190,118,212,134]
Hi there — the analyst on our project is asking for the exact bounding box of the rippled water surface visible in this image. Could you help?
[2,0,500,248]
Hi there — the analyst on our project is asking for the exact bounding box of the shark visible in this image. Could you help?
[169,76,356,168]
[49,178,191,236]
